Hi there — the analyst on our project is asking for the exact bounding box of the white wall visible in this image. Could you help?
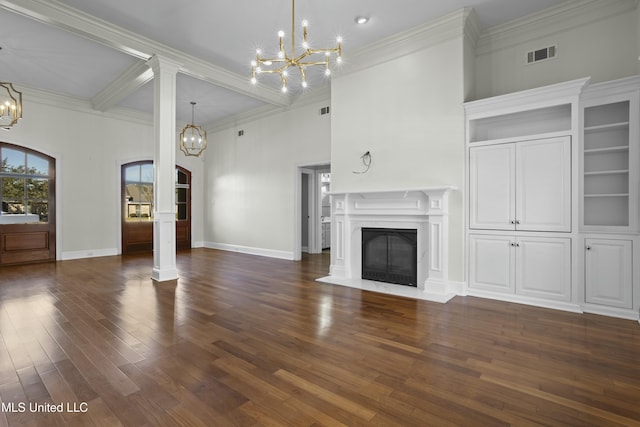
[637,4,640,74]
[2,91,205,259]
[16,0,629,271]
[204,100,331,258]
[331,36,467,282]
[475,1,638,99]
[464,33,477,102]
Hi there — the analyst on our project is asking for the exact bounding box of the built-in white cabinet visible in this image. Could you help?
[469,145,514,230]
[469,234,571,302]
[516,236,572,301]
[469,136,571,232]
[465,76,640,320]
[581,81,639,232]
[584,238,633,309]
[468,234,514,293]
[579,77,639,319]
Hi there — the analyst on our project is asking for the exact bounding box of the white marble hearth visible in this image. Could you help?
[316,276,451,302]
[317,187,456,303]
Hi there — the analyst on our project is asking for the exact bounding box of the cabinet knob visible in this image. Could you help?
[510,220,515,224]
[510,242,516,247]
[586,246,592,250]
[516,220,521,224]
[516,242,520,247]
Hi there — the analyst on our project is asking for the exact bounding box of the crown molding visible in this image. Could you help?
[463,8,482,49]
[206,8,474,133]
[476,0,639,56]
[20,79,329,135]
[337,8,470,77]
[20,84,153,126]
[582,75,640,100]
[205,104,284,135]
[464,77,590,119]
[0,0,287,107]
[205,87,331,134]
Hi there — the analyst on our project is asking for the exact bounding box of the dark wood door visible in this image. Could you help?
[121,162,191,254]
[175,167,191,250]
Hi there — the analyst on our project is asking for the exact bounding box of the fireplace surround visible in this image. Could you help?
[318,187,455,302]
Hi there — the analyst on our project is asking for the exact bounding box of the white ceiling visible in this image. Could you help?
[0,0,567,126]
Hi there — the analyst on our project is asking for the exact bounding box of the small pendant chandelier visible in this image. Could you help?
[250,0,343,93]
[179,101,207,157]
[0,82,22,130]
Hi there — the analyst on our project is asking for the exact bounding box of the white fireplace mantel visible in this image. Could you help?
[318,187,456,303]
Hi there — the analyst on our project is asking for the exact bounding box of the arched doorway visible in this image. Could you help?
[0,143,56,265]
[121,161,191,254]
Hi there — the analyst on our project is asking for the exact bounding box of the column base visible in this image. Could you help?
[151,267,178,282]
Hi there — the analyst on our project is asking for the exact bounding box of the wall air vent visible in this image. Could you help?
[526,45,557,64]
[320,106,330,115]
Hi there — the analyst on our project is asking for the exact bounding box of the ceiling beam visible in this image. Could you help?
[0,0,288,107]
[91,60,153,111]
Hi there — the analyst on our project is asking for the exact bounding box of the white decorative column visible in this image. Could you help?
[422,189,450,299]
[147,55,180,282]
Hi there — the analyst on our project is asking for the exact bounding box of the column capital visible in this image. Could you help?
[146,54,182,74]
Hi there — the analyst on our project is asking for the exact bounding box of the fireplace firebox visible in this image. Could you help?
[361,228,418,286]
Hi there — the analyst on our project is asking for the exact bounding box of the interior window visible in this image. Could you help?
[176,169,189,221]
[123,162,154,221]
[1,144,52,224]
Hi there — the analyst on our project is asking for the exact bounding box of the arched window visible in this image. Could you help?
[123,161,154,222]
[0,143,55,265]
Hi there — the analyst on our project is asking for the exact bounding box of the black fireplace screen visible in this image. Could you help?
[361,228,417,287]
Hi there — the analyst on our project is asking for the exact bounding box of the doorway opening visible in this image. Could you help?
[121,161,191,254]
[295,164,330,261]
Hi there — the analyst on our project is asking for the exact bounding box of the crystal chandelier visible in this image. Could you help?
[251,0,343,93]
[179,102,207,157]
[0,82,22,130]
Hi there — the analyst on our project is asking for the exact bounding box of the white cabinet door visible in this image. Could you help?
[515,236,572,301]
[469,144,515,230]
[516,137,572,232]
[468,234,515,293]
[585,238,633,309]
[469,137,571,232]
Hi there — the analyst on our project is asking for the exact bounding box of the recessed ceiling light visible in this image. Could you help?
[355,16,369,25]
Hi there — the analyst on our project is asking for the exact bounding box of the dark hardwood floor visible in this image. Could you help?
[0,249,639,426]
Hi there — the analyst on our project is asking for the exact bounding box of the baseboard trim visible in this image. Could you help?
[465,289,583,313]
[192,240,205,248]
[60,248,118,261]
[582,304,639,321]
[204,242,295,261]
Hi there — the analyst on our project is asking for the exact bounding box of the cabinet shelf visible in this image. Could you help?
[584,145,629,154]
[584,169,629,176]
[584,121,629,133]
[584,193,629,198]
[582,95,635,231]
